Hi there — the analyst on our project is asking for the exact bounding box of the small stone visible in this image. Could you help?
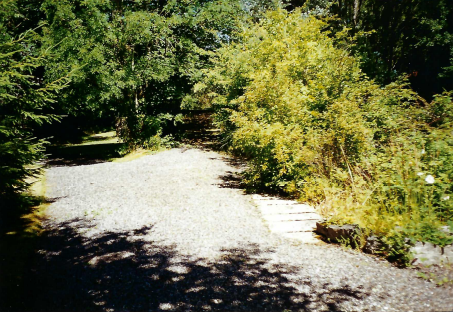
[315,222,362,247]
[363,235,385,254]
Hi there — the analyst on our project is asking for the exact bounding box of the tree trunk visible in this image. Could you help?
[353,0,362,26]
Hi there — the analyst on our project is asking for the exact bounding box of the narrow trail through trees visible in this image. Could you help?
[4,144,452,311]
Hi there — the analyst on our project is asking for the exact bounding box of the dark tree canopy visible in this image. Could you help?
[283,0,453,100]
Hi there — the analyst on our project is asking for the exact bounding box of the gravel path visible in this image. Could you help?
[28,148,453,311]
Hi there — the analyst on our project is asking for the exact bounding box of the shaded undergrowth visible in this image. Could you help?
[46,142,126,167]
[45,111,218,167]
[0,194,50,311]
[178,111,222,151]
[1,217,367,312]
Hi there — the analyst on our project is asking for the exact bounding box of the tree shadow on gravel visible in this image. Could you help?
[2,218,368,312]
[45,143,125,167]
[217,171,244,189]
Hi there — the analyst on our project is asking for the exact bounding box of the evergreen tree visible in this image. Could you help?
[0,28,68,199]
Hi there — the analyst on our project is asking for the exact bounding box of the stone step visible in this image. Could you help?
[280,232,323,244]
[252,195,299,203]
[256,199,299,206]
[258,204,316,215]
[252,194,323,244]
[262,213,322,222]
[252,194,277,200]
[268,220,318,233]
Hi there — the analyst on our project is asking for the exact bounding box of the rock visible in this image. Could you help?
[316,222,362,246]
[315,221,328,237]
[363,235,386,254]
[410,242,453,266]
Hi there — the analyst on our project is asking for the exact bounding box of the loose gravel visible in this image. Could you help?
[31,148,453,311]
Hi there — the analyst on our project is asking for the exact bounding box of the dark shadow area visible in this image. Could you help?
[1,218,369,312]
[35,115,115,145]
[218,171,244,189]
[45,142,125,167]
[0,194,51,312]
[33,114,121,166]
[0,195,44,235]
[178,111,222,150]
[216,167,297,200]
[218,156,247,169]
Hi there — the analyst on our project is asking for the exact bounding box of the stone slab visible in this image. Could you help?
[269,220,318,233]
[252,193,324,244]
[256,199,300,206]
[258,204,316,215]
[280,232,324,244]
[262,213,322,222]
[252,194,278,200]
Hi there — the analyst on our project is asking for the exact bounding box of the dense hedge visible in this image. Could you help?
[196,9,453,252]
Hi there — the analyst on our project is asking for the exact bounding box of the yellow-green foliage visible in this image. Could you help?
[196,9,453,248]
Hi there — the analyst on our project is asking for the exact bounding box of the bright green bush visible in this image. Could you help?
[196,9,453,251]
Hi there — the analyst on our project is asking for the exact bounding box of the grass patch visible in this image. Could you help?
[111,147,167,163]
[64,131,119,146]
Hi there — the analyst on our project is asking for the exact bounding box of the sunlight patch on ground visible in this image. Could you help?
[167,264,191,274]
[88,251,135,266]
[72,131,166,162]
[29,173,47,198]
[158,303,175,310]
[65,131,119,146]
[112,148,154,163]
[20,173,49,236]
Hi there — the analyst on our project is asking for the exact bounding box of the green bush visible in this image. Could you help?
[196,9,453,252]
[115,113,183,150]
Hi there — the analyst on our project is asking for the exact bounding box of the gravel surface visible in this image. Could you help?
[26,148,453,311]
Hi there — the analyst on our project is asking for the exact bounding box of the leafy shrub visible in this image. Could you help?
[115,113,182,150]
[195,9,453,255]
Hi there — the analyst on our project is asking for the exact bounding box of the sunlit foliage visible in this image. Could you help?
[196,9,453,251]
[41,0,246,148]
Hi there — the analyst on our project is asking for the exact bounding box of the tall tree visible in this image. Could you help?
[0,5,68,199]
[349,0,453,99]
[282,0,453,100]
[41,0,245,148]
